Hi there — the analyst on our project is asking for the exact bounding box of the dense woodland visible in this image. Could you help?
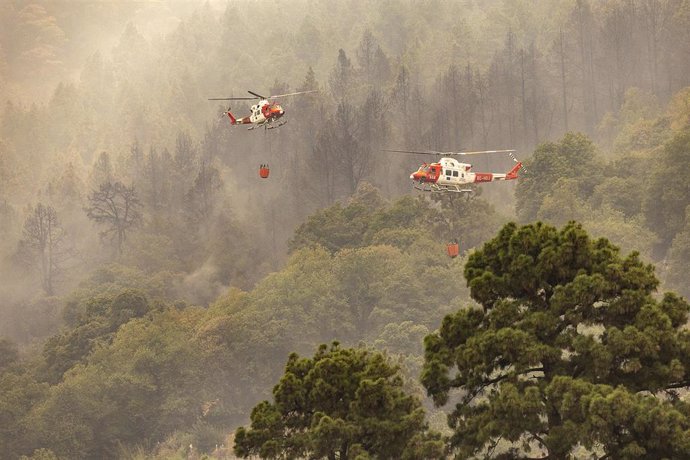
[1,0,690,459]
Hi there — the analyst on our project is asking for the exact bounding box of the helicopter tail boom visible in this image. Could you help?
[224,109,252,126]
[472,161,522,183]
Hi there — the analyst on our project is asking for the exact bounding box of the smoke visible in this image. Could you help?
[175,257,229,307]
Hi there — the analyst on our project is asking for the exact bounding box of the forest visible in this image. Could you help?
[1,0,690,459]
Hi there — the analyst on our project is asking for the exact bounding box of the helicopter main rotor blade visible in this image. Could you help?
[459,149,517,155]
[214,90,318,101]
[268,90,318,98]
[208,97,256,100]
[382,148,516,156]
[382,149,449,156]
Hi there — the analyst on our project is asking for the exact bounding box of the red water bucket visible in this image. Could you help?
[447,242,459,258]
[259,165,270,179]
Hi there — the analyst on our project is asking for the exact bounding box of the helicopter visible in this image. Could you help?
[383,149,523,194]
[208,90,316,130]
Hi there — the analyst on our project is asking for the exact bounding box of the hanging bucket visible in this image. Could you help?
[259,164,270,179]
[447,241,459,258]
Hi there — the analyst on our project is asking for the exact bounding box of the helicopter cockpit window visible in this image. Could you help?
[445,170,452,176]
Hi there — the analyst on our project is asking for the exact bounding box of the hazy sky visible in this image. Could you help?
[0,0,229,101]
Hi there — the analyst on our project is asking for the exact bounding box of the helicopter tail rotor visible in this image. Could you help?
[507,151,528,174]
[216,105,237,125]
[216,105,229,122]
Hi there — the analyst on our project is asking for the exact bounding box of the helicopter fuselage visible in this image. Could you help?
[410,158,521,193]
[248,100,285,124]
[226,100,286,129]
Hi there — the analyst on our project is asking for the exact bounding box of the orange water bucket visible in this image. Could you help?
[447,242,459,258]
[259,164,270,178]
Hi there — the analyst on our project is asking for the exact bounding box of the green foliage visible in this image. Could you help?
[289,185,389,253]
[291,184,505,256]
[581,208,658,261]
[62,264,176,324]
[334,246,419,334]
[589,175,643,218]
[613,116,671,154]
[668,87,690,132]
[516,132,602,222]
[665,207,690,298]
[41,289,152,383]
[28,307,211,459]
[535,177,592,225]
[196,241,466,425]
[0,371,49,459]
[422,221,690,458]
[428,192,508,251]
[0,337,19,372]
[643,130,690,250]
[617,88,661,125]
[603,87,668,153]
[546,377,690,459]
[373,321,429,357]
[19,448,59,460]
[234,343,444,459]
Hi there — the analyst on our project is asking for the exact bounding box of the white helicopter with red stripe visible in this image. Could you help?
[209,90,316,130]
[384,149,523,194]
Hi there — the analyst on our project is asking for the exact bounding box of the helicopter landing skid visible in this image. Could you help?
[414,183,474,194]
[267,120,288,130]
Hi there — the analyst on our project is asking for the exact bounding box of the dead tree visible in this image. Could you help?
[19,203,65,295]
[85,181,142,255]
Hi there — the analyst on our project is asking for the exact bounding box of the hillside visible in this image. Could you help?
[1,1,690,459]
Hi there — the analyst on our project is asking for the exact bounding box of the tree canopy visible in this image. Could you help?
[234,343,445,460]
[422,221,690,459]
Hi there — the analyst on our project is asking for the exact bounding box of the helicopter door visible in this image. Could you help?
[430,165,441,181]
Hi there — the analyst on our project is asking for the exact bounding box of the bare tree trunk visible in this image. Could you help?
[530,45,540,145]
[22,203,64,295]
[559,28,569,132]
[477,71,489,146]
[45,215,53,295]
[520,49,528,148]
[506,31,517,147]
[588,38,598,125]
[465,63,475,142]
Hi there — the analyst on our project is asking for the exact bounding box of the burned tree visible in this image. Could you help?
[85,182,142,255]
[18,203,66,295]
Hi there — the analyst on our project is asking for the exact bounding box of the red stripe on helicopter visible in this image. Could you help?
[474,173,493,182]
